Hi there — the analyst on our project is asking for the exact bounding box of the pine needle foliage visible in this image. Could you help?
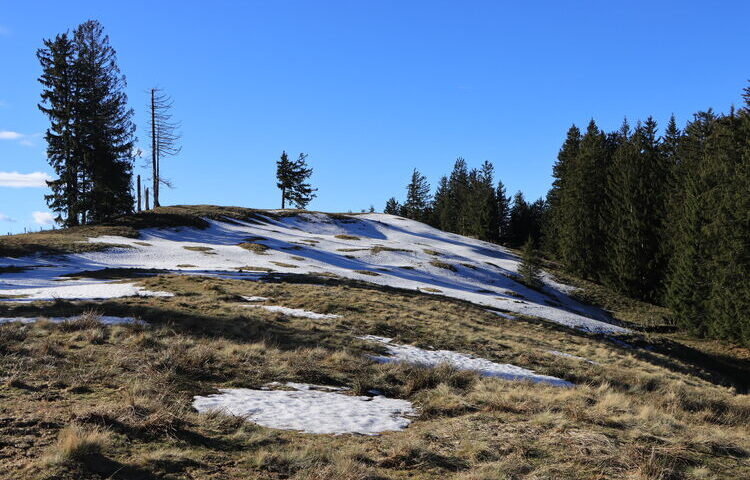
[276,151,317,209]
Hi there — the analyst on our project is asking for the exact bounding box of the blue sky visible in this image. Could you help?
[1,1,749,234]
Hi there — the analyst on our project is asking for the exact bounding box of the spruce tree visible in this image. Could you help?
[384,197,401,215]
[469,161,499,242]
[507,191,530,248]
[446,158,470,234]
[37,33,78,226]
[75,20,136,223]
[38,20,136,225]
[496,180,511,244]
[276,151,317,209]
[701,110,750,343]
[402,168,431,222]
[604,118,664,299]
[559,120,610,279]
[431,176,450,228]
[545,125,581,255]
[665,111,717,334]
[517,237,543,289]
[528,198,547,244]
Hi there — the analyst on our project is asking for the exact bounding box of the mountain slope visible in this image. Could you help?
[1,207,749,480]
[1,210,626,334]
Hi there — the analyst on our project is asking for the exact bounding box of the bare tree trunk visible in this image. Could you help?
[151,89,160,208]
[281,187,286,209]
[145,187,150,210]
[137,175,142,212]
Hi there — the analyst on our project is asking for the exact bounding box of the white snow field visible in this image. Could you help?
[192,382,415,435]
[360,335,573,387]
[0,212,627,334]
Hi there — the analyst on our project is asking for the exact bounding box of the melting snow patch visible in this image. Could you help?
[0,282,172,302]
[361,335,573,387]
[547,350,597,364]
[192,382,414,435]
[0,316,143,325]
[241,296,269,302]
[243,305,340,319]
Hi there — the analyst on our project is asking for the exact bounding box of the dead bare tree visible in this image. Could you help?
[147,88,181,208]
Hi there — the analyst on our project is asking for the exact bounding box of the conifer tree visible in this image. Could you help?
[507,191,530,247]
[276,151,317,209]
[517,237,543,289]
[38,20,136,225]
[545,125,581,255]
[431,176,450,228]
[496,180,511,243]
[37,33,78,226]
[74,20,136,223]
[469,161,499,241]
[665,111,716,334]
[604,118,668,300]
[384,197,401,215]
[446,158,470,234]
[559,120,610,279]
[402,168,431,222]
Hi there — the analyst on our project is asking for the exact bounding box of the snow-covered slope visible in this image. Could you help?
[0,212,627,334]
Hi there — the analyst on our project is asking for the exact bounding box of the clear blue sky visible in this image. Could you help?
[1,1,749,234]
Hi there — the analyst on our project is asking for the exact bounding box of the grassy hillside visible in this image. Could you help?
[1,207,748,479]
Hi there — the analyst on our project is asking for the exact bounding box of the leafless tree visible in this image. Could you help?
[147,88,181,208]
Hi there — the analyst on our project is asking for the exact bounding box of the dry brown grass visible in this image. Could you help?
[334,234,361,241]
[44,425,112,465]
[0,270,749,479]
[370,246,413,255]
[239,242,270,254]
[182,245,216,254]
[354,270,380,276]
[270,261,298,268]
[429,259,457,272]
[235,265,274,272]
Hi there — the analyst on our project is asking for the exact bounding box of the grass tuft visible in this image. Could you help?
[239,242,270,254]
[44,425,111,465]
[430,260,457,272]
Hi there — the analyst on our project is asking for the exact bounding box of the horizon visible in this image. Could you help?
[3,0,750,234]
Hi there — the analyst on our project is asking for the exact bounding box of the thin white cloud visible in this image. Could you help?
[0,131,23,140]
[0,131,41,146]
[32,211,55,226]
[0,172,52,188]
[0,213,15,222]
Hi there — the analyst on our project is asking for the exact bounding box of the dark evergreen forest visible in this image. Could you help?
[385,89,750,347]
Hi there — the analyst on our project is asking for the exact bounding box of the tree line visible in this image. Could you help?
[38,20,317,227]
[384,159,546,248]
[385,88,750,346]
[547,95,749,346]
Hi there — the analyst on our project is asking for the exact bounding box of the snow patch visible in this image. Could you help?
[361,335,573,387]
[192,382,414,435]
[243,305,340,319]
[0,315,143,325]
[241,296,269,302]
[547,350,597,364]
[0,282,172,302]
